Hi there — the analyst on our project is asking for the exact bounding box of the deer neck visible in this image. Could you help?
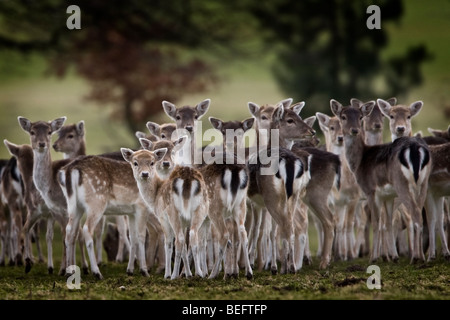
[32,149,52,195]
[136,175,164,209]
[364,130,383,146]
[344,134,365,174]
[64,141,86,159]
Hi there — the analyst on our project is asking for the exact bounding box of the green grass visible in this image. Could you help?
[1,254,448,300]
[0,225,448,300]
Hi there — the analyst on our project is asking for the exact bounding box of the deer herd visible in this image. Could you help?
[0,97,449,281]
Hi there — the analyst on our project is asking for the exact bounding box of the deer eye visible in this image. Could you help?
[390,115,394,119]
[330,126,335,131]
[359,116,363,121]
[194,115,198,120]
[407,116,411,119]
[287,119,294,124]
[48,131,52,135]
[133,161,138,167]
[30,131,35,136]
[261,116,268,120]
[150,161,154,166]
[68,134,74,139]
[161,134,166,139]
[176,115,181,121]
[341,116,346,121]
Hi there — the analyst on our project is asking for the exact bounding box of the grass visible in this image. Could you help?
[0,226,448,300]
[1,254,448,300]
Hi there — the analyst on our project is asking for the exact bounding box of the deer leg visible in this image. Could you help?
[367,196,381,263]
[345,199,358,260]
[435,197,450,259]
[22,208,42,273]
[235,200,252,279]
[94,216,105,267]
[208,207,230,280]
[116,216,130,263]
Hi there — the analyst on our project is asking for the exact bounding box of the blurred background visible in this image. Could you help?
[0,0,449,159]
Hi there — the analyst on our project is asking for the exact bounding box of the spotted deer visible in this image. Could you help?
[162,99,253,280]
[378,98,450,261]
[249,99,340,271]
[53,120,132,265]
[17,116,92,276]
[331,98,432,263]
[122,137,209,279]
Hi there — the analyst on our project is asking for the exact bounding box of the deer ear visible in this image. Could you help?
[162,101,177,121]
[278,98,293,109]
[350,98,363,108]
[173,135,188,151]
[361,101,376,118]
[248,102,260,118]
[76,121,85,136]
[139,138,153,151]
[51,117,67,133]
[315,112,331,131]
[386,97,397,106]
[121,148,134,163]
[4,139,20,157]
[146,121,161,137]
[135,131,147,140]
[273,104,285,122]
[377,99,392,118]
[195,99,211,119]
[303,116,316,128]
[409,101,423,117]
[153,148,168,162]
[291,101,305,115]
[242,118,255,132]
[330,99,343,117]
[18,116,31,133]
[209,117,223,131]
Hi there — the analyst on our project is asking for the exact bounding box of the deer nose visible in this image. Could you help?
[337,136,344,143]
[185,126,193,133]
[374,123,382,129]
[397,126,405,133]
[141,172,149,179]
[162,161,171,168]
[351,128,359,135]
[38,142,46,148]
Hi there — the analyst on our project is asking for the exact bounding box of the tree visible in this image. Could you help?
[0,0,254,133]
[247,0,432,116]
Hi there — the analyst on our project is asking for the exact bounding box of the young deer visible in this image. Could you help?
[3,141,57,273]
[378,98,450,261]
[53,121,132,265]
[316,112,361,261]
[0,156,24,266]
[17,116,90,276]
[122,138,209,279]
[331,98,432,263]
[249,99,339,271]
[162,99,253,280]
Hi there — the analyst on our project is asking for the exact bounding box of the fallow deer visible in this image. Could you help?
[331,98,432,263]
[122,138,209,279]
[162,99,253,279]
[53,121,132,265]
[17,116,86,276]
[248,99,339,270]
[0,156,24,266]
[3,141,57,273]
[378,98,450,261]
[316,112,361,261]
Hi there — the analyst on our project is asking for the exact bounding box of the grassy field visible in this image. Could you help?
[1,254,448,301]
[0,0,449,303]
[0,225,448,301]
